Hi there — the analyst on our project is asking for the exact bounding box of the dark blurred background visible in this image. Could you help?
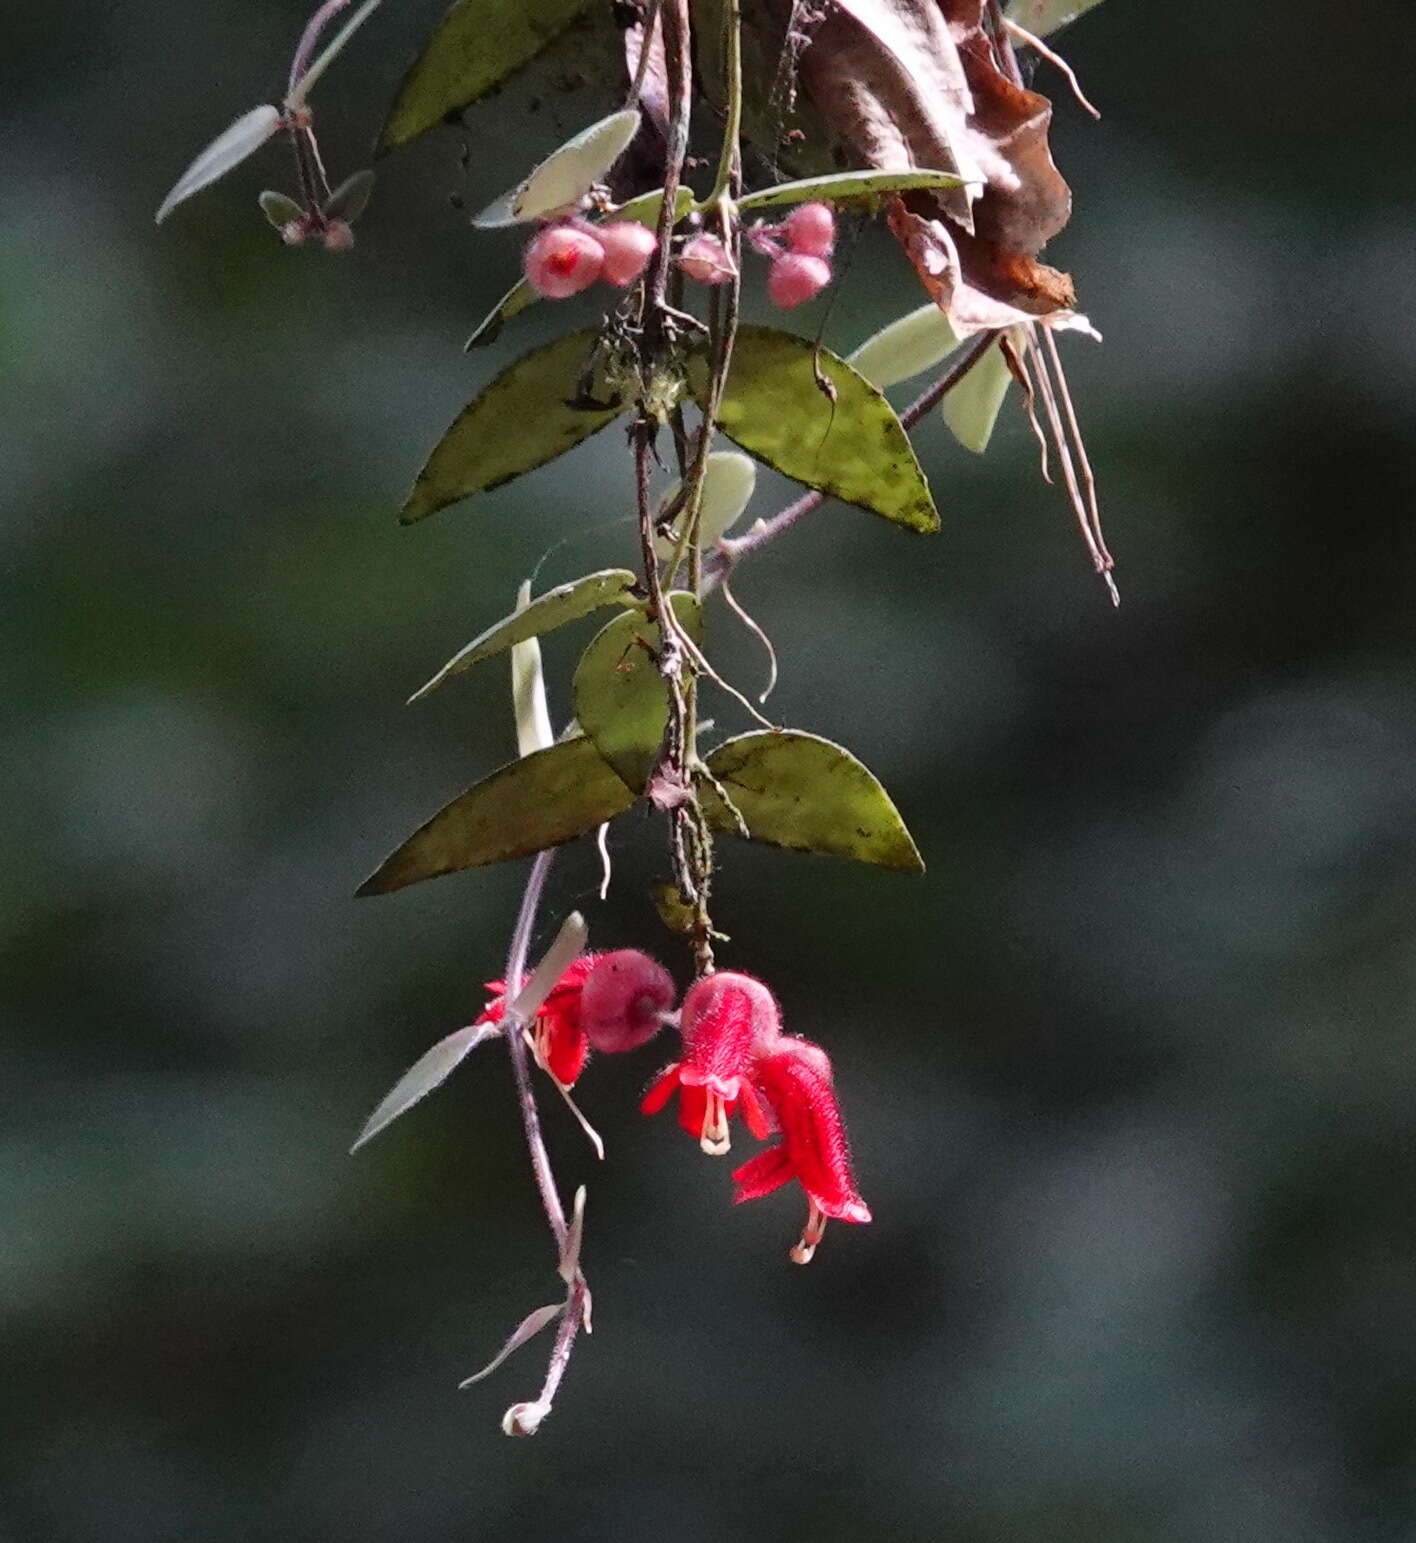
[7,1,1416,1538]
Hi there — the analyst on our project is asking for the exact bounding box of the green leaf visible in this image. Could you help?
[350,1022,497,1151]
[322,168,376,223]
[941,340,1012,454]
[378,0,598,154]
[473,109,640,227]
[654,451,756,559]
[690,325,938,533]
[463,276,541,352]
[259,190,304,228]
[410,569,638,702]
[700,730,923,872]
[1005,0,1105,39]
[463,188,693,351]
[401,329,623,524]
[737,168,967,212]
[847,303,960,391]
[510,581,554,756]
[572,593,702,793]
[156,105,282,224]
[357,737,636,895]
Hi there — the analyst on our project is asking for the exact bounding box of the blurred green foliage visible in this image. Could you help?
[6,1,1416,1538]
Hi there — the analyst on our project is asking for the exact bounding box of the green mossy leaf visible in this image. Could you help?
[689,325,938,534]
[410,569,639,702]
[572,593,702,793]
[377,0,598,154]
[737,168,966,212]
[700,729,924,871]
[356,736,636,895]
[401,329,623,524]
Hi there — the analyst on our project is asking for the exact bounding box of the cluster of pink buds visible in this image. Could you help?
[678,201,837,311]
[522,219,659,300]
[641,970,870,1264]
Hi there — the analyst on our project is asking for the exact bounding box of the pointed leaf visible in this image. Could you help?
[357,737,637,895]
[411,570,638,702]
[511,581,554,757]
[458,1303,563,1388]
[508,912,589,1025]
[1006,0,1105,38]
[701,730,923,871]
[737,168,967,212]
[690,326,938,533]
[473,109,640,227]
[848,303,960,391]
[156,105,282,224]
[558,1185,587,1283]
[259,190,304,227]
[378,0,597,154]
[942,340,1012,453]
[572,594,702,793]
[464,188,692,350]
[351,1022,497,1151]
[463,275,540,352]
[401,329,623,523]
[323,168,376,223]
[654,452,756,560]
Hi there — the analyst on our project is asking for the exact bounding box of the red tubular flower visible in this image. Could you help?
[477,954,597,1089]
[732,1037,871,1264]
[641,971,780,1155]
[478,949,674,1090]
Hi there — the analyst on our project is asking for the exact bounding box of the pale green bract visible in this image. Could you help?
[654,452,757,560]
[155,105,281,224]
[941,342,1014,454]
[847,303,961,391]
[473,109,641,227]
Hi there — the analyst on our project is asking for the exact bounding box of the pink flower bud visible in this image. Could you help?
[523,224,605,299]
[782,201,835,257]
[321,219,354,253]
[596,222,658,287]
[578,949,675,1053]
[766,252,831,309]
[678,234,733,285]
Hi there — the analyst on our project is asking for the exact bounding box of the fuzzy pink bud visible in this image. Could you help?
[523,224,605,299]
[678,234,733,285]
[767,252,831,309]
[596,222,658,287]
[321,220,354,253]
[578,950,675,1053]
[782,201,835,257]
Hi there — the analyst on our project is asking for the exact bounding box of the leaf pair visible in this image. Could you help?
[403,325,938,533]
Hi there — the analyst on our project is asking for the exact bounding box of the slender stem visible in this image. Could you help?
[288,0,354,97]
[701,0,743,209]
[500,847,568,1247]
[645,0,694,314]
